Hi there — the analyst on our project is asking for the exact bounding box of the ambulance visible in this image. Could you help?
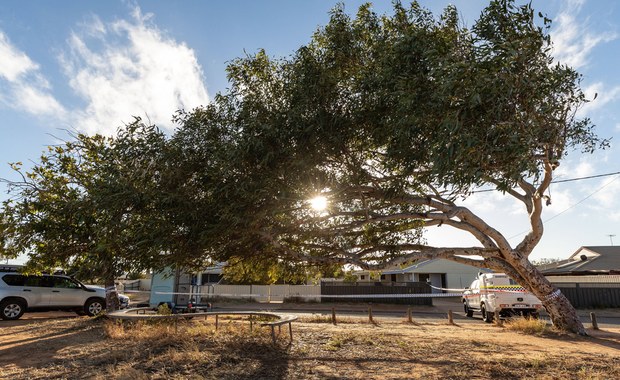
[462,273,543,322]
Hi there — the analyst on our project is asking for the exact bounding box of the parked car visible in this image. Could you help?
[0,265,129,320]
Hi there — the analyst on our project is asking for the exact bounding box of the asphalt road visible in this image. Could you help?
[4,300,620,329]
[214,300,620,329]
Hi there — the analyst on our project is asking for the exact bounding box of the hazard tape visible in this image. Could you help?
[427,284,468,292]
[150,291,462,298]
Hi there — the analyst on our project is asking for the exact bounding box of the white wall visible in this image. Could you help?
[408,259,482,290]
[194,284,321,303]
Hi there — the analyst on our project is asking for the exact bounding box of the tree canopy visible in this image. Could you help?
[167,1,602,333]
[0,1,605,332]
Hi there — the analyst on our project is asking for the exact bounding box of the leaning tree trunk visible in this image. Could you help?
[516,257,586,335]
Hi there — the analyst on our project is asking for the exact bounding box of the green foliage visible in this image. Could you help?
[342,271,358,284]
[531,257,564,266]
[157,303,172,316]
[222,256,341,285]
[163,0,603,272]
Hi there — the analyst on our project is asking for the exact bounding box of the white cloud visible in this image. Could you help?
[13,85,66,117]
[551,0,617,69]
[577,82,620,117]
[591,175,620,206]
[555,159,595,180]
[0,31,66,118]
[60,7,209,134]
[544,187,574,216]
[0,32,39,82]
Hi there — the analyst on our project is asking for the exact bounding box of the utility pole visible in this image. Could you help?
[607,234,616,246]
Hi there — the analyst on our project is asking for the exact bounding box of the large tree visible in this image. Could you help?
[171,1,604,334]
[0,121,206,311]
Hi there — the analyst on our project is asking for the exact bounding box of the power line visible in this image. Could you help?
[552,171,620,183]
[508,174,620,240]
[472,170,620,193]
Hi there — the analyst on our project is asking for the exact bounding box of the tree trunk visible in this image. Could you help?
[543,291,586,335]
[104,274,119,314]
[102,255,119,313]
[516,260,586,335]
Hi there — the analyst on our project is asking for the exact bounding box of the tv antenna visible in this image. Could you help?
[607,234,616,246]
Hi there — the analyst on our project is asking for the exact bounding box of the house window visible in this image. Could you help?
[201,273,222,285]
[360,275,366,280]
[380,275,385,280]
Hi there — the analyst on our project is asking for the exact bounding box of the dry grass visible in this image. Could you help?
[505,317,552,335]
[0,316,619,379]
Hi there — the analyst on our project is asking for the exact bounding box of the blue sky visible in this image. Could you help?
[1,0,619,263]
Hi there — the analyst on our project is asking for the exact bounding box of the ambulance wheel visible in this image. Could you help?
[463,301,473,318]
[481,304,493,323]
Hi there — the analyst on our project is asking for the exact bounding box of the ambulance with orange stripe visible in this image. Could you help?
[462,273,543,323]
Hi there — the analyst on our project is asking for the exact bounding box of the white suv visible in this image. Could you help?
[0,265,129,320]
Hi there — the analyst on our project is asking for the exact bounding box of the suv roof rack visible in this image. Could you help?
[0,265,23,273]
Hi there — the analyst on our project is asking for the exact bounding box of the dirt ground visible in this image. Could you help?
[0,314,619,380]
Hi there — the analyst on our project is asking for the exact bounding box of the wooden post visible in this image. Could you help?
[289,322,293,341]
[216,314,219,329]
[331,307,336,325]
[250,316,253,332]
[590,312,599,330]
[407,307,413,323]
[448,310,454,325]
[494,310,502,326]
[368,305,374,323]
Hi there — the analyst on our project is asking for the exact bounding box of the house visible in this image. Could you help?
[537,246,620,308]
[353,259,488,292]
[538,246,620,276]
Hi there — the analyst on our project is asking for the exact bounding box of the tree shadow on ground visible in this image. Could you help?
[585,328,620,351]
[0,318,102,370]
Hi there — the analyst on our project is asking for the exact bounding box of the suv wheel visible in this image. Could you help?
[1,298,26,320]
[84,298,105,316]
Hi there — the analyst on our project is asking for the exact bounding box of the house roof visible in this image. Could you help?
[379,260,432,275]
[200,262,226,274]
[539,246,620,275]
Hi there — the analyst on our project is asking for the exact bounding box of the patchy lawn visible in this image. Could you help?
[0,315,619,379]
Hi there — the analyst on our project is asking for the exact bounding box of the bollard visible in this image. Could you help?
[331,307,337,325]
[448,310,454,325]
[590,312,599,330]
[407,307,413,324]
[494,310,502,326]
[368,305,374,323]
